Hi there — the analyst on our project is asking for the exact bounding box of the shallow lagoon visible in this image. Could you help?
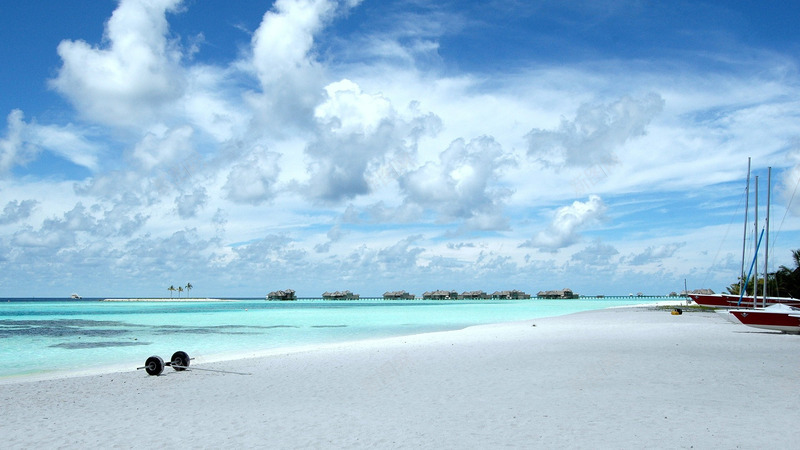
[0,297,673,379]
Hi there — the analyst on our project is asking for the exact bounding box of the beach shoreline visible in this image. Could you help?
[2,305,798,448]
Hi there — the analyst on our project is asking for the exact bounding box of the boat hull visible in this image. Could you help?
[689,293,800,309]
[729,306,800,334]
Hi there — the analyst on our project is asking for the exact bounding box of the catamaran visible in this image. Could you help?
[689,292,800,308]
[729,303,800,334]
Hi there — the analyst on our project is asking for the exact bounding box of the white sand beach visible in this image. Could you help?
[2,306,798,448]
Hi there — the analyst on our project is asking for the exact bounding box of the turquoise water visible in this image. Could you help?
[0,297,670,380]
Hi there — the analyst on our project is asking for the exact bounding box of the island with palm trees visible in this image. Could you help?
[101,283,230,301]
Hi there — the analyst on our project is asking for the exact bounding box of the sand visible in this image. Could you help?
[1,307,798,448]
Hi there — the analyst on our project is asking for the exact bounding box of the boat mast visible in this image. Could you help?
[740,157,751,298]
[754,175,759,308]
[763,167,771,307]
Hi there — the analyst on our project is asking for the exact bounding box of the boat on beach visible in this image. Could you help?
[693,160,800,309]
[689,292,800,309]
[729,303,800,334]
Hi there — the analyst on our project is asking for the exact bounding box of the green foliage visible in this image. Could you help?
[729,250,800,298]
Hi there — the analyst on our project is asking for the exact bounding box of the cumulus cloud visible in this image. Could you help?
[132,125,194,171]
[223,147,281,204]
[400,136,512,228]
[0,200,38,225]
[625,242,685,266]
[571,239,619,266]
[522,195,607,251]
[0,110,35,173]
[11,203,94,249]
[175,187,208,219]
[315,79,393,134]
[314,224,345,253]
[305,79,440,202]
[4,0,800,297]
[526,93,664,168]
[376,235,425,270]
[246,0,358,133]
[51,0,185,126]
[251,0,335,87]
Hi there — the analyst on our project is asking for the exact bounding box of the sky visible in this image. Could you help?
[2,0,800,298]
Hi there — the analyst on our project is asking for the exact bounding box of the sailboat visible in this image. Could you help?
[690,163,800,309]
[729,303,800,334]
[689,292,800,308]
[723,166,800,333]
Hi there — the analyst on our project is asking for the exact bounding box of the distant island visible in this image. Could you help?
[101,298,230,302]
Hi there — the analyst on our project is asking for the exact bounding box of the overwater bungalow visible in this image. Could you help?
[423,290,459,300]
[322,290,360,300]
[459,290,490,299]
[266,289,297,301]
[537,288,579,299]
[491,290,531,300]
[383,290,415,300]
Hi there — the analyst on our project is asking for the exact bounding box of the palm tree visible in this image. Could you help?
[177,286,184,298]
[185,282,193,298]
[774,249,800,298]
[168,285,176,298]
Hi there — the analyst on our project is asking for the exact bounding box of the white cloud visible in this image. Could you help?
[523,195,607,251]
[132,125,195,171]
[183,66,249,143]
[0,110,100,172]
[315,79,393,134]
[244,0,347,134]
[3,1,800,297]
[305,79,440,203]
[30,123,100,171]
[0,200,38,225]
[51,0,185,126]
[223,147,281,204]
[250,0,335,87]
[625,242,685,266]
[400,136,512,227]
[0,110,35,173]
[526,93,664,168]
[175,187,208,219]
[570,239,619,267]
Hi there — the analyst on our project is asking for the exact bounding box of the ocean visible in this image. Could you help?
[0,297,675,381]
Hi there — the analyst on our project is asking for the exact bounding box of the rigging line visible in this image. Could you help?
[770,167,800,254]
[700,187,745,288]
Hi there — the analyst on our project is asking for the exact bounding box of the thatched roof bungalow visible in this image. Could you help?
[322,290,360,300]
[536,288,579,299]
[491,290,531,300]
[423,290,459,300]
[383,290,415,299]
[267,289,297,301]
[459,290,490,299]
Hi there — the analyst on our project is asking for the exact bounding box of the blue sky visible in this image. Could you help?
[2,0,800,298]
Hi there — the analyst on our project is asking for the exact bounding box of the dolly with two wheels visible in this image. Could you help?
[138,351,192,376]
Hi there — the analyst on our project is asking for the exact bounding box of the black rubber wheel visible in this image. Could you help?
[171,351,190,371]
[145,355,164,376]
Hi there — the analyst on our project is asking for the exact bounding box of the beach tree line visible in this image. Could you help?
[726,249,800,298]
[168,283,193,298]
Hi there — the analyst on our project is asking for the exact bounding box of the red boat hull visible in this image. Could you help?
[689,293,800,309]
[729,307,800,334]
